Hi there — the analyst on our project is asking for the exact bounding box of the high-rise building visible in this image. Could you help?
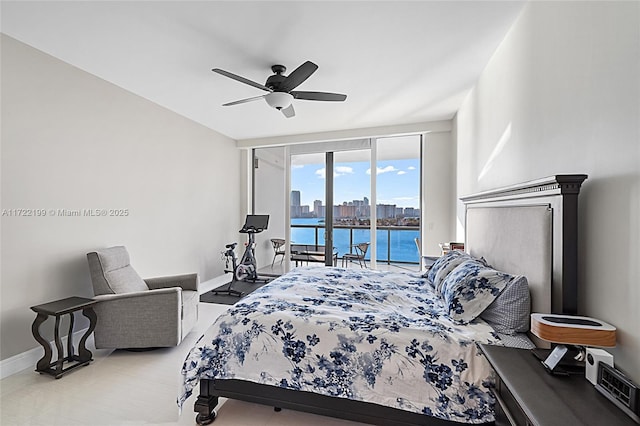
[290,190,302,217]
[376,204,397,219]
[404,207,417,217]
[291,190,301,207]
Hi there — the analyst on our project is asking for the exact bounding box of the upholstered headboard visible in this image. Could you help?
[461,175,587,316]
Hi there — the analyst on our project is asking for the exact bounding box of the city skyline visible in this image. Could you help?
[291,191,420,220]
[291,158,420,210]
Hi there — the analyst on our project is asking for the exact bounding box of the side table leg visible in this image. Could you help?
[67,312,75,358]
[78,307,97,363]
[32,313,52,372]
[53,315,64,377]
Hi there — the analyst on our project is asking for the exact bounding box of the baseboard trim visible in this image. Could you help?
[0,327,93,380]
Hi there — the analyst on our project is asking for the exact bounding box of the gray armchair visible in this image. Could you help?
[86,246,199,349]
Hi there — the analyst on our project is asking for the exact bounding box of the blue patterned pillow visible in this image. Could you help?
[441,260,516,324]
[425,250,471,295]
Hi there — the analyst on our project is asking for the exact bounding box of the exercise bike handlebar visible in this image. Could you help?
[239,225,264,233]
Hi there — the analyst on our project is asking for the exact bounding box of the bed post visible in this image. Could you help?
[555,175,586,315]
[194,379,218,425]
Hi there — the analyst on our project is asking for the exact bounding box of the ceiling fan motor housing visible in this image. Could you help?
[265,66,287,90]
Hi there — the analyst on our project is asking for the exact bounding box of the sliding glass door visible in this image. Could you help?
[254,134,422,273]
[289,145,372,267]
[253,147,287,273]
[290,152,330,263]
[332,150,371,266]
[375,135,421,267]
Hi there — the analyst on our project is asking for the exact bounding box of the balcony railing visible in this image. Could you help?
[290,223,420,265]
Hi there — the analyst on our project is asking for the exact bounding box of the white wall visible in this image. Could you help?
[423,131,456,256]
[0,35,242,361]
[456,2,639,380]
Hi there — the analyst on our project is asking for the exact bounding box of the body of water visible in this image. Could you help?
[291,218,419,264]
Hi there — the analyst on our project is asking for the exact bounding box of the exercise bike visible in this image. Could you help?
[212,215,271,297]
[211,242,243,297]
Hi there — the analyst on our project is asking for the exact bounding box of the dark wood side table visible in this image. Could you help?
[30,296,97,378]
[479,344,635,425]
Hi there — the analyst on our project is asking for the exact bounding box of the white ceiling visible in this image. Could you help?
[1,1,525,141]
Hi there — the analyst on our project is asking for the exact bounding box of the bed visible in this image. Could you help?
[180,174,587,426]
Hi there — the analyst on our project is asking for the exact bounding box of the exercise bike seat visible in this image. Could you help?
[225,242,237,249]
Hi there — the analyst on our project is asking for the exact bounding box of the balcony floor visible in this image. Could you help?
[258,259,422,278]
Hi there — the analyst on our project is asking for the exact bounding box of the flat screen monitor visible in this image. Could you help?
[243,214,269,232]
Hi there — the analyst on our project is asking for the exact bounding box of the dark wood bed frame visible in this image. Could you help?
[193,174,588,426]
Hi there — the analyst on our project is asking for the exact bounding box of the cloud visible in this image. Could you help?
[407,166,416,170]
[378,166,398,174]
[365,165,399,175]
[291,164,304,169]
[316,166,354,179]
[335,166,354,175]
[397,171,406,175]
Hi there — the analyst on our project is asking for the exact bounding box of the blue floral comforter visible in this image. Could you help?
[179,267,506,423]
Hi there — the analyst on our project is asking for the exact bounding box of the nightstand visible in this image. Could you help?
[479,344,635,426]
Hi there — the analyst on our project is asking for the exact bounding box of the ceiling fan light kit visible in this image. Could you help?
[212,61,347,118]
[264,92,293,110]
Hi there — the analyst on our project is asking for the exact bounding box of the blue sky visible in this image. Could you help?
[292,158,420,209]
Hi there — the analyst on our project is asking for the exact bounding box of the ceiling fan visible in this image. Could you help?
[212,61,347,118]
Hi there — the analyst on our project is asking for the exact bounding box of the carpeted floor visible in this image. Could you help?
[200,279,271,305]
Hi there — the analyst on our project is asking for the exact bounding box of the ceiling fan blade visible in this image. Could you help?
[278,61,318,92]
[291,91,347,102]
[212,68,271,92]
[281,104,295,118]
[222,95,266,106]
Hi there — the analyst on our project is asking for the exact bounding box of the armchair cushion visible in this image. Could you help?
[90,246,148,294]
[105,265,148,294]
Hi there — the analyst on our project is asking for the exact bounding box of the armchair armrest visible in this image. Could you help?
[144,273,198,292]
[94,287,180,302]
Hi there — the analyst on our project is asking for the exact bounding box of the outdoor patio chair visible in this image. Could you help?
[342,242,370,268]
[270,238,286,267]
